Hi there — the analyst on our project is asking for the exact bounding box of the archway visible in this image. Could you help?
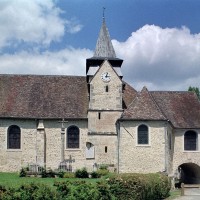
[179,163,200,184]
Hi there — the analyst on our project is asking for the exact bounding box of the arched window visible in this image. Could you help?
[138,125,148,145]
[67,126,79,148]
[7,125,21,149]
[184,131,197,151]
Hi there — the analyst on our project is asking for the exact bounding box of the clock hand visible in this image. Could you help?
[105,73,110,78]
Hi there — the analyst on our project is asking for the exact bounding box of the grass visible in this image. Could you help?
[0,172,100,189]
[165,189,181,199]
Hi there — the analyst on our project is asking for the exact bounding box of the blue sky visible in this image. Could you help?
[0,0,200,91]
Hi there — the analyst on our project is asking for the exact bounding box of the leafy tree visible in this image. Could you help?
[188,86,200,100]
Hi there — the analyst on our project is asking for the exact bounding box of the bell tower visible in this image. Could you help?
[85,14,124,169]
[86,16,124,134]
[86,15,123,83]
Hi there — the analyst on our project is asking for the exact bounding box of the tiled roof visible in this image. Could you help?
[0,74,199,129]
[151,91,200,128]
[122,86,166,120]
[122,82,137,109]
[0,75,88,119]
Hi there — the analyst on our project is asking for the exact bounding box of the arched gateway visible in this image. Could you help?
[178,163,200,184]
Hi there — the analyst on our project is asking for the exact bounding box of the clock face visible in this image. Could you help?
[101,72,111,82]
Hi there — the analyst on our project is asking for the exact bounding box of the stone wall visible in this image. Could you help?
[88,111,122,133]
[0,119,37,172]
[118,121,167,173]
[89,60,122,110]
[0,119,89,172]
[0,118,118,173]
[172,128,200,173]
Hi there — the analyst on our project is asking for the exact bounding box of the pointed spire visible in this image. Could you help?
[93,15,116,58]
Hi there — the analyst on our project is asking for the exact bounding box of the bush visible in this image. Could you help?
[55,180,115,200]
[96,169,109,177]
[96,181,115,200]
[99,164,108,170]
[41,168,48,178]
[19,167,27,177]
[57,171,65,178]
[90,171,101,178]
[75,168,89,178]
[0,185,8,200]
[41,168,56,178]
[108,173,171,200]
[54,181,71,198]
[63,172,75,178]
[0,183,60,200]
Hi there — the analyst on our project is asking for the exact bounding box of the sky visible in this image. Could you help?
[0,0,200,91]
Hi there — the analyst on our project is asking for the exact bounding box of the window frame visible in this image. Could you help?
[184,130,198,151]
[66,125,80,149]
[7,125,21,149]
[137,124,149,145]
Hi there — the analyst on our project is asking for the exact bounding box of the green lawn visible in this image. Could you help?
[0,172,98,189]
[165,189,181,199]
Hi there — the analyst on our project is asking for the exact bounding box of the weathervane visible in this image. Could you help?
[103,7,106,19]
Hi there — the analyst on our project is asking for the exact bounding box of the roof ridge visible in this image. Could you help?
[122,86,167,120]
[148,89,168,120]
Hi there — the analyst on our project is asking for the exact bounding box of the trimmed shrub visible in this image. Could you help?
[54,181,71,198]
[0,183,59,200]
[90,171,101,178]
[63,172,75,178]
[99,164,108,170]
[19,167,27,177]
[96,181,115,200]
[55,180,115,200]
[41,168,56,178]
[41,168,48,178]
[108,173,171,200]
[96,169,109,177]
[75,168,89,178]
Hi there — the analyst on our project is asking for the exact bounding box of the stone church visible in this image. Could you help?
[0,18,200,183]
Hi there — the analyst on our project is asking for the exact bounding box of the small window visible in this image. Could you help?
[169,133,172,150]
[105,146,107,153]
[67,126,79,148]
[105,85,109,92]
[184,131,197,151]
[138,125,148,145]
[98,112,101,119]
[7,125,21,149]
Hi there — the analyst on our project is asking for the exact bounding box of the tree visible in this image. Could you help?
[188,86,200,100]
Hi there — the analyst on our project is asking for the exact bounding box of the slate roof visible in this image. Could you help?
[151,91,200,128]
[93,18,116,58]
[0,75,88,119]
[122,86,166,121]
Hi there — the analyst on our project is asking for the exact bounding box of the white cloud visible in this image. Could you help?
[113,25,200,91]
[0,48,93,75]
[0,0,82,49]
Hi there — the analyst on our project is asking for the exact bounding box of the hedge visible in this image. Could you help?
[108,173,171,200]
[0,173,170,200]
